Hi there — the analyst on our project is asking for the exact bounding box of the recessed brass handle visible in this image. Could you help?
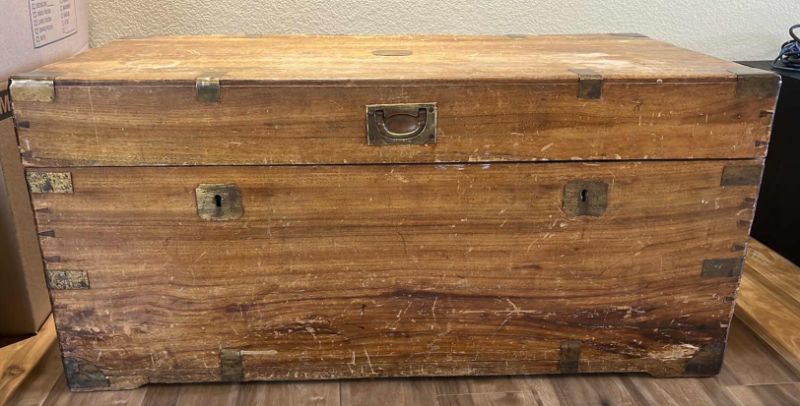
[366,103,437,145]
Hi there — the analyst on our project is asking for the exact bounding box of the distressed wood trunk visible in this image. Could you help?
[10,35,778,391]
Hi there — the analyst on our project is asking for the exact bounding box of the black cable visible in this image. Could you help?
[772,24,800,72]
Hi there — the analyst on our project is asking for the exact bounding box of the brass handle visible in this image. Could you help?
[374,109,428,139]
[366,103,437,145]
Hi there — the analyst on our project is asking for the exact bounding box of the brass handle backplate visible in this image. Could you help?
[366,103,437,145]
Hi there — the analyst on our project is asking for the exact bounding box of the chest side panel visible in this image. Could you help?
[30,161,757,389]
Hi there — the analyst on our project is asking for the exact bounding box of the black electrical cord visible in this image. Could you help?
[772,24,800,72]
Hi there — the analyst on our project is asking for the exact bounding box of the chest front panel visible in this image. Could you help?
[30,161,757,387]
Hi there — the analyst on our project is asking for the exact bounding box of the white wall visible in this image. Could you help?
[89,0,799,61]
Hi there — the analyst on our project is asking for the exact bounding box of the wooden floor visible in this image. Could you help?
[7,318,800,406]
[0,316,55,405]
[737,240,800,374]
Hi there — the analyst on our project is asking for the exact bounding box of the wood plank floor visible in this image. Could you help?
[8,318,800,406]
[0,316,55,405]
[737,240,800,374]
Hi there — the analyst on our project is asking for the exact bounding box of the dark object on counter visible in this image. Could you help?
[740,60,800,265]
[772,24,800,72]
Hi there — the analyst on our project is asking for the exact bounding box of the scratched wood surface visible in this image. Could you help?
[10,35,760,82]
[29,161,759,389]
[10,318,800,405]
[11,36,777,166]
[11,35,777,392]
[736,240,800,374]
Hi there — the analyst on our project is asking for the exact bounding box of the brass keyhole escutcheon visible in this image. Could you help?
[196,184,243,221]
[563,180,608,217]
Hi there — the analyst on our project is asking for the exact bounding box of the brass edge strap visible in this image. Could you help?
[727,66,780,98]
[559,340,581,373]
[569,68,603,99]
[701,258,744,278]
[220,349,243,382]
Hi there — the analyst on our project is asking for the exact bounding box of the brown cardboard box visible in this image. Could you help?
[0,0,88,336]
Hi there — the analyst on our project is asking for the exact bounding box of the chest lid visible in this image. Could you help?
[11,34,778,167]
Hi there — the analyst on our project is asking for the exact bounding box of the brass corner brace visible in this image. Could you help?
[9,74,56,103]
[727,66,780,98]
[63,357,110,390]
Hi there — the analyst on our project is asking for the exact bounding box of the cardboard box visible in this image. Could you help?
[0,0,88,336]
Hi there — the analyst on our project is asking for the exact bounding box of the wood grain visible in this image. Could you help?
[29,160,758,389]
[742,240,800,307]
[735,240,800,374]
[13,81,775,167]
[7,34,778,394]
[724,383,800,406]
[4,344,64,406]
[11,36,777,166]
[12,35,760,83]
[0,315,56,404]
[10,319,800,405]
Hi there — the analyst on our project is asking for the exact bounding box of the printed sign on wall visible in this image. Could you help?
[29,0,78,48]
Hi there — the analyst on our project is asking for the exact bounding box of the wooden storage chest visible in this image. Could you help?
[10,35,779,390]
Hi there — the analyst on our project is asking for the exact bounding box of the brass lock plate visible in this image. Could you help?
[196,184,243,221]
[366,103,437,146]
[563,180,609,217]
